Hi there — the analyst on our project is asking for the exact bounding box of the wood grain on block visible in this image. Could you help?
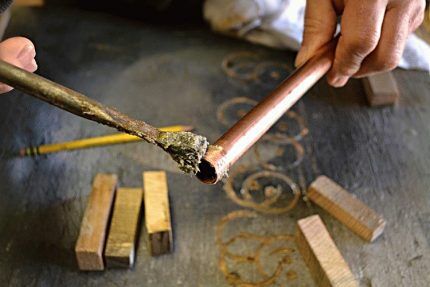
[143,171,172,256]
[308,175,386,242]
[105,188,143,268]
[362,72,399,106]
[296,215,358,287]
[75,174,118,271]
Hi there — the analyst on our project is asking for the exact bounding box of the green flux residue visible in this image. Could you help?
[157,131,209,174]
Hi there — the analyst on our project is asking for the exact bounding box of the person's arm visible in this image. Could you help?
[295,0,426,87]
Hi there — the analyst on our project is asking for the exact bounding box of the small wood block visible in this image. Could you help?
[308,176,386,242]
[296,215,358,287]
[362,72,400,106]
[75,173,118,271]
[105,187,143,268]
[143,171,172,256]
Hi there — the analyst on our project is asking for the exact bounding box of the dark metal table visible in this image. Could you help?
[0,7,429,287]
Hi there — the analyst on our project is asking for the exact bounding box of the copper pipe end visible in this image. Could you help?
[196,145,228,184]
[197,39,337,184]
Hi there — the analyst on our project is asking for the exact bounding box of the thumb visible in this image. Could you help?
[0,37,37,72]
[0,37,37,94]
[295,0,339,67]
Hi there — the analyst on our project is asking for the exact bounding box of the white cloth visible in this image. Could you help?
[204,0,430,71]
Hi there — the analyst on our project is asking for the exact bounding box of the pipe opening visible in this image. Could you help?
[196,159,218,184]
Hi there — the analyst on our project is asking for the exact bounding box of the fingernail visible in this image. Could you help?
[17,44,35,61]
[329,75,348,87]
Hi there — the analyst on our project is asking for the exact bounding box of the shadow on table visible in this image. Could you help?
[0,197,85,271]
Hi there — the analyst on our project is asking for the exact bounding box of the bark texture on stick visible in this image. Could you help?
[0,60,208,173]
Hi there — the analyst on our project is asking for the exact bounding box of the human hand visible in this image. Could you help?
[0,37,38,93]
[295,0,426,87]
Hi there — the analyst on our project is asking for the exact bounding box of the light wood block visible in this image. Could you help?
[75,173,117,271]
[143,171,172,256]
[362,72,399,106]
[308,175,385,242]
[296,215,358,287]
[105,187,143,268]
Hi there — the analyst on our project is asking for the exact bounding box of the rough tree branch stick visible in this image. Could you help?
[0,60,207,173]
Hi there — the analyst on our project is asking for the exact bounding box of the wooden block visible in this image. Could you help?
[362,72,400,106]
[105,188,143,268]
[308,175,385,242]
[143,171,172,256]
[75,173,117,271]
[296,215,358,287]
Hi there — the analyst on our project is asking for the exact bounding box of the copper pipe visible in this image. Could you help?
[196,40,337,184]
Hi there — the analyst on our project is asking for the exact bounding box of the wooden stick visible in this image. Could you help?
[105,188,143,268]
[307,175,386,242]
[296,215,358,287]
[75,174,118,271]
[362,72,399,106]
[0,60,161,142]
[143,171,173,256]
[0,60,208,174]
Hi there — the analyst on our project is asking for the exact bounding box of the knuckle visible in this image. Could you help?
[414,0,426,13]
[374,51,401,71]
[411,1,426,29]
[402,0,426,23]
[399,0,425,12]
[412,13,425,31]
[333,57,360,76]
[343,33,379,55]
[303,17,326,34]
